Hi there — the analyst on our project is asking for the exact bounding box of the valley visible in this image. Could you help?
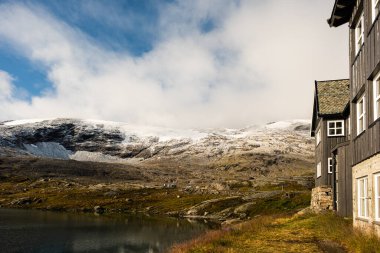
[0,119,314,223]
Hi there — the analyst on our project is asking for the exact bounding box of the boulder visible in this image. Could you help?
[234,202,256,214]
[186,196,242,216]
[94,206,105,214]
[242,191,282,201]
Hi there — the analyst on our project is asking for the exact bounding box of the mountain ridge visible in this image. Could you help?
[0,118,313,165]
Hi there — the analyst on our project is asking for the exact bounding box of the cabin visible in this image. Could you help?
[327,0,380,235]
[311,79,352,217]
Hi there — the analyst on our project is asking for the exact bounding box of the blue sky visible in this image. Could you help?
[0,0,348,128]
[0,0,166,98]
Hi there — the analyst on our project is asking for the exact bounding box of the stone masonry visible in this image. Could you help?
[310,186,333,212]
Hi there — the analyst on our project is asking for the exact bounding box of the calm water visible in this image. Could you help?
[0,209,214,253]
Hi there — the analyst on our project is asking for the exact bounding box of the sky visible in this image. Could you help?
[0,0,349,128]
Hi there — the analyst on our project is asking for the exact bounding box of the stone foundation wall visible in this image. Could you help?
[353,154,380,237]
[310,186,333,212]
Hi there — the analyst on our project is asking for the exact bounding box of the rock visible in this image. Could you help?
[10,197,42,206]
[214,207,235,219]
[166,211,180,217]
[10,197,32,205]
[310,186,333,212]
[186,197,242,216]
[94,206,105,214]
[242,191,282,201]
[103,191,118,197]
[210,183,229,191]
[125,198,133,203]
[234,202,256,214]
[163,182,177,189]
[295,207,311,216]
[239,213,247,219]
[221,218,241,226]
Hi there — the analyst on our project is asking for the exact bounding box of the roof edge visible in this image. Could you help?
[328,0,355,27]
[316,78,349,83]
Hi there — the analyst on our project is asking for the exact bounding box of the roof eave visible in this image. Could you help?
[328,0,355,27]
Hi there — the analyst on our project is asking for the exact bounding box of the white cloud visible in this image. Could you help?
[0,1,348,128]
[0,70,13,100]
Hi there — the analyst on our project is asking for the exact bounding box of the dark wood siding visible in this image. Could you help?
[366,8,380,78]
[349,0,380,165]
[352,120,380,165]
[316,118,349,187]
[351,47,366,96]
[334,144,353,217]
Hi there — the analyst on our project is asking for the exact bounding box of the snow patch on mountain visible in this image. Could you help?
[264,119,310,130]
[3,118,55,126]
[0,118,312,163]
[70,151,128,163]
[23,142,72,159]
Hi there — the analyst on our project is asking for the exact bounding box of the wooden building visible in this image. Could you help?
[327,0,380,235]
[311,79,352,216]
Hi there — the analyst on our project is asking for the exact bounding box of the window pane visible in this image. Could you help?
[329,129,335,135]
[336,122,342,128]
[358,101,363,115]
[329,122,335,128]
[336,129,342,135]
[361,198,365,216]
[360,180,364,196]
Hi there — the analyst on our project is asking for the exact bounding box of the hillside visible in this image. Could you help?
[0,118,315,219]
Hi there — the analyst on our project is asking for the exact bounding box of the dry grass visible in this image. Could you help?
[170,212,380,253]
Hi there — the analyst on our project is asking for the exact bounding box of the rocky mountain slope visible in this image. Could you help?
[0,118,314,188]
[0,118,315,218]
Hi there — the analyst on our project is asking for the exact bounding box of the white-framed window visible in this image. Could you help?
[375,173,380,220]
[327,120,345,136]
[355,13,364,54]
[373,72,380,120]
[328,158,333,174]
[316,129,321,145]
[372,0,380,23]
[357,94,366,135]
[317,162,321,178]
[357,177,369,218]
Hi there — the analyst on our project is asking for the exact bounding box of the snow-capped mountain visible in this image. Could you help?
[0,118,313,164]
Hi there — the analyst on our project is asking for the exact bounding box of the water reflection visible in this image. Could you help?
[0,209,216,253]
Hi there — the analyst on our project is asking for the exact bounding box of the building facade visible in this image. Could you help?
[311,79,352,216]
[327,0,380,235]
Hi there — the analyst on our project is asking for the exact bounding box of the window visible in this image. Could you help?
[373,72,380,120]
[375,174,380,220]
[357,177,369,218]
[355,14,364,54]
[317,162,321,178]
[316,129,321,145]
[327,120,345,136]
[357,94,366,135]
[328,158,333,174]
[372,0,380,22]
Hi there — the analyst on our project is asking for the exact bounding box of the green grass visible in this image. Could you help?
[170,212,380,253]
[245,192,311,217]
[0,178,218,214]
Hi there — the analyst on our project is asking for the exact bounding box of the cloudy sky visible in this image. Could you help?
[0,0,348,128]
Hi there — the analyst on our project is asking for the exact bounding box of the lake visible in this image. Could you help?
[0,208,215,253]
